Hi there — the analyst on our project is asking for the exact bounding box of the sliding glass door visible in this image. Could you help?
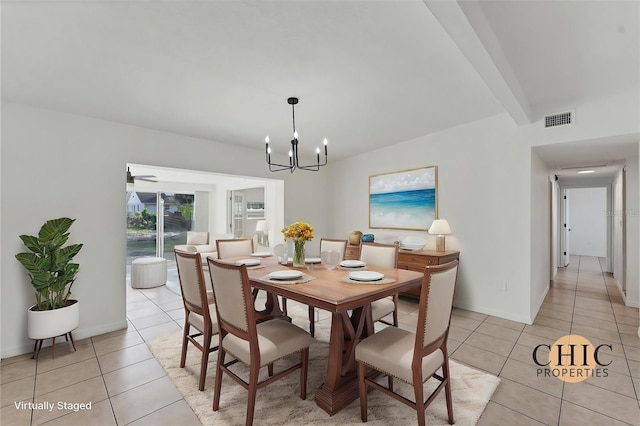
[126,191,194,265]
[162,193,194,262]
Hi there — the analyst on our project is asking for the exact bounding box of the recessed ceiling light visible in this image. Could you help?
[577,170,595,174]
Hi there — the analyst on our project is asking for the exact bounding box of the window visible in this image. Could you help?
[246,201,265,219]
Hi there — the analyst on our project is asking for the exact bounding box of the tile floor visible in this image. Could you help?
[1,255,638,425]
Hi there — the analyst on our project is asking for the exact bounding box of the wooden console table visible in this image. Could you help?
[345,244,361,260]
[397,249,460,297]
[345,245,459,298]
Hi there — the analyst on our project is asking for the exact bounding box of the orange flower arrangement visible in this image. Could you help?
[282,221,314,266]
[281,221,314,243]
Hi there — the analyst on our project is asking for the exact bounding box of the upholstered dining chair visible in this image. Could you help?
[174,249,219,391]
[216,237,264,304]
[215,238,254,259]
[207,258,311,426]
[356,260,459,426]
[359,242,400,326]
[307,238,349,337]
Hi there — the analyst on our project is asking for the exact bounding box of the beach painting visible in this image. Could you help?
[369,166,437,230]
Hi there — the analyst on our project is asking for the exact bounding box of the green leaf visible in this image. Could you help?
[39,218,75,243]
[30,273,54,292]
[19,235,44,254]
[57,244,83,264]
[15,252,46,275]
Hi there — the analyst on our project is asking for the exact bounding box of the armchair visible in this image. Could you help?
[174,231,218,262]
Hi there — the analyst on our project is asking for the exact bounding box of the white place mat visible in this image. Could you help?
[246,264,266,270]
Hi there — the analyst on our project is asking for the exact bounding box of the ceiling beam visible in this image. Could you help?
[424,0,532,126]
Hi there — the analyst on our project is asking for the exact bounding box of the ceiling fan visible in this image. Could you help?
[126,167,157,183]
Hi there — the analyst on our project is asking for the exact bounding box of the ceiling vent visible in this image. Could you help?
[545,110,574,128]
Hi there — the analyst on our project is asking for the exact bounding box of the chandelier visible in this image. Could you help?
[265,97,328,172]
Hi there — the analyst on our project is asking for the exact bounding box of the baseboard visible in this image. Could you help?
[453,301,532,325]
[72,320,129,341]
[614,278,639,308]
[530,283,550,321]
[1,320,128,359]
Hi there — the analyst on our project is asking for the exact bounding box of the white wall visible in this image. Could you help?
[613,170,625,291]
[0,102,322,358]
[626,153,640,308]
[530,150,551,317]
[567,187,607,257]
[193,190,209,232]
[328,114,533,323]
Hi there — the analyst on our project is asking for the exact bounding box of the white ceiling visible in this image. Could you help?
[2,0,638,182]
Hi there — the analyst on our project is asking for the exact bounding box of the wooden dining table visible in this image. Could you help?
[243,256,424,415]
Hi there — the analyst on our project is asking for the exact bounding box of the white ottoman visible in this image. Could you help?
[131,257,167,289]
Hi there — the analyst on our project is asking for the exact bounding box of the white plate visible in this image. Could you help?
[251,252,273,258]
[305,257,322,264]
[401,236,427,245]
[400,245,423,251]
[340,260,366,268]
[268,270,303,280]
[348,271,384,282]
[235,258,261,266]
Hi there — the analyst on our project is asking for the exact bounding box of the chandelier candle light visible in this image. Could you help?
[282,221,314,267]
[265,97,328,173]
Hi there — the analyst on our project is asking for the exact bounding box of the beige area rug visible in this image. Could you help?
[148,319,500,426]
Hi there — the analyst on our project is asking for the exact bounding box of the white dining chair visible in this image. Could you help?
[207,258,311,426]
[359,242,400,326]
[174,249,219,391]
[356,260,459,426]
[215,238,254,259]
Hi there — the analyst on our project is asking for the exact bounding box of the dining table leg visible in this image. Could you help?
[315,305,374,415]
[253,291,287,323]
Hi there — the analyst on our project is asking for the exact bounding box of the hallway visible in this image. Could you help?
[476,255,640,424]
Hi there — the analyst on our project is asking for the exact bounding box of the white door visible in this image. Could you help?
[227,191,245,238]
[561,188,571,267]
[567,187,607,257]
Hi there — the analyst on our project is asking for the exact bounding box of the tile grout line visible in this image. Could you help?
[556,254,583,425]
[561,256,639,421]
[30,354,38,426]
[124,283,196,425]
[598,257,640,409]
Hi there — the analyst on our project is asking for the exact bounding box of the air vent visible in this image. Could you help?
[545,111,573,128]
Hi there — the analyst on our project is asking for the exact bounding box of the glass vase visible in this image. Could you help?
[293,241,306,267]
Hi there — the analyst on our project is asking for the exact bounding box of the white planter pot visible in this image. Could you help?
[27,300,80,340]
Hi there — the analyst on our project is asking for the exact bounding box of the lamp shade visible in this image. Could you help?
[255,220,269,233]
[428,219,452,235]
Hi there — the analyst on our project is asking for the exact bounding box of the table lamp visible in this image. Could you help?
[255,220,269,246]
[428,219,452,252]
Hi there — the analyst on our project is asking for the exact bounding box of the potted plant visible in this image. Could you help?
[15,217,83,343]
